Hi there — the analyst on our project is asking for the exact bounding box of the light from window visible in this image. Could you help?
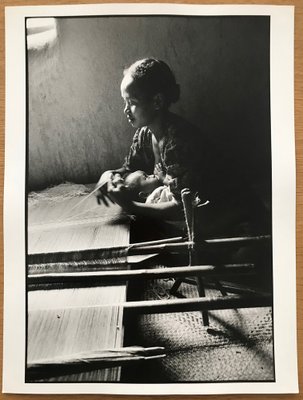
[27,18,57,50]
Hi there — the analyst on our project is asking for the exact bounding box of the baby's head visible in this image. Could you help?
[124,170,161,200]
[121,58,180,110]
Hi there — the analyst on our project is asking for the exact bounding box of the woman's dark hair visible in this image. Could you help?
[124,58,180,106]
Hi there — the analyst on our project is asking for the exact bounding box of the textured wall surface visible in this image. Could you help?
[28,16,270,190]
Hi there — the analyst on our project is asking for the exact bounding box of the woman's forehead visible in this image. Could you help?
[121,75,141,98]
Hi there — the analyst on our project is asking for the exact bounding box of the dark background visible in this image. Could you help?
[27,15,271,200]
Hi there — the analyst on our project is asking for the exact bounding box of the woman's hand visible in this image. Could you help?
[95,170,121,206]
[107,180,134,212]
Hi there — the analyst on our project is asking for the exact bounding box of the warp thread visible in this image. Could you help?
[28,182,90,205]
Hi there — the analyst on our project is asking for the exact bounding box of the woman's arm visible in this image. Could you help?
[128,200,181,220]
[95,129,153,205]
[107,183,182,220]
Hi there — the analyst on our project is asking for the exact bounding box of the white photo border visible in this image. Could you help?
[3,3,297,395]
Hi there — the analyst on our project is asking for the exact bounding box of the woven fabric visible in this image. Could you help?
[134,276,274,382]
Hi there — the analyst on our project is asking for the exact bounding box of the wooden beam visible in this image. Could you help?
[205,235,271,246]
[27,235,271,265]
[27,263,255,289]
[29,294,272,315]
[205,281,272,297]
[123,293,272,315]
[26,346,165,381]
[28,246,127,265]
[28,254,159,275]
[129,236,183,248]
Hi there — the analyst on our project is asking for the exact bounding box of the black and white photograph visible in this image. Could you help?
[3,3,297,395]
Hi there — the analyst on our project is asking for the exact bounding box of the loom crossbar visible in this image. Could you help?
[26,346,165,381]
[27,235,271,265]
[205,235,271,244]
[28,259,129,275]
[123,293,272,315]
[28,246,128,265]
[27,264,255,289]
[29,294,272,315]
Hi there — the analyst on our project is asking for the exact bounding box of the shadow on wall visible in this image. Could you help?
[27,16,270,192]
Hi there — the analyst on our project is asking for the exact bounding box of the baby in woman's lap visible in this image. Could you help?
[124,169,177,205]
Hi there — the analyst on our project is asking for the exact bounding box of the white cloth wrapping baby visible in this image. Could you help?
[146,185,177,204]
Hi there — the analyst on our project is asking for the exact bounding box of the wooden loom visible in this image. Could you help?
[27,185,272,382]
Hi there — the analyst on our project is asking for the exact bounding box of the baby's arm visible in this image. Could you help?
[154,164,178,188]
[154,163,166,183]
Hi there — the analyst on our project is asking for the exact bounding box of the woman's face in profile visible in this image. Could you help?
[120,75,157,128]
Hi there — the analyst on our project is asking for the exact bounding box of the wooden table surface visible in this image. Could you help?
[0,0,302,398]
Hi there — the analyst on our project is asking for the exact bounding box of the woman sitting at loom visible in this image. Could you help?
[95,58,206,221]
[96,57,267,237]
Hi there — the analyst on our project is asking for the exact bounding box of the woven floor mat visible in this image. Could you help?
[134,277,274,382]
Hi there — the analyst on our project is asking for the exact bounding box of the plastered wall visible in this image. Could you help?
[28,16,270,190]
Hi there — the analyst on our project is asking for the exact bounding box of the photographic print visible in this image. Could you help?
[3,4,297,395]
